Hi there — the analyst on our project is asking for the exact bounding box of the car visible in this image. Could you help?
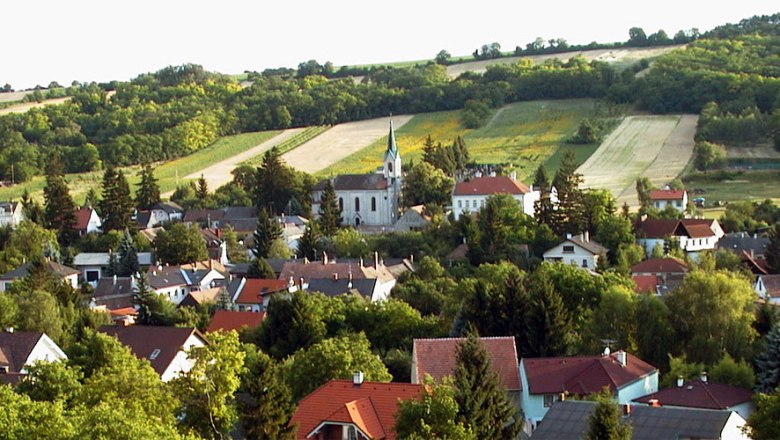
[693,197,706,207]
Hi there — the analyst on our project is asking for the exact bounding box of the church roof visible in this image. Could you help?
[385,120,398,159]
[313,174,389,191]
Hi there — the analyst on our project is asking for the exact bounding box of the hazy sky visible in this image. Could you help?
[3,1,778,89]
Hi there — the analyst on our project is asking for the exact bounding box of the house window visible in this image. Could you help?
[562,245,575,253]
[86,270,100,282]
[544,394,557,407]
[676,200,682,207]
[582,259,588,268]
[371,197,376,212]
[343,425,358,440]
[355,197,360,212]
[458,200,462,208]
[338,198,343,211]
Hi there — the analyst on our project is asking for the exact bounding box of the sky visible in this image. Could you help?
[3,1,778,90]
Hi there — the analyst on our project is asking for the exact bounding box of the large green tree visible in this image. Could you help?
[259,291,326,360]
[395,376,475,440]
[584,388,632,440]
[749,389,780,440]
[154,223,208,265]
[116,230,139,277]
[43,155,77,241]
[402,161,455,209]
[757,322,780,393]
[317,179,341,237]
[767,222,780,274]
[135,162,161,209]
[524,269,575,357]
[255,146,297,215]
[549,149,585,235]
[99,167,134,232]
[634,294,674,372]
[239,346,297,440]
[251,208,282,259]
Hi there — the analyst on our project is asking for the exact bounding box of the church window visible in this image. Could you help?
[371,197,376,211]
[338,198,343,211]
[388,162,393,173]
[355,197,360,212]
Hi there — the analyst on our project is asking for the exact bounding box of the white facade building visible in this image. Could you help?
[543,233,607,270]
[451,175,539,220]
[0,201,24,228]
[650,189,688,212]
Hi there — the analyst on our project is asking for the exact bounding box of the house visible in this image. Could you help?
[150,201,184,223]
[279,256,397,302]
[0,330,68,385]
[411,337,521,403]
[200,228,229,265]
[184,209,224,228]
[530,400,749,440]
[0,260,80,292]
[228,277,291,312]
[649,189,688,213]
[311,122,402,228]
[631,258,688,295]
[718,232,770,259]
[290,377,421,440]
[99,325,207,382]
[451,175,539,220]
[73,251,154,286]
[306,277,382,301]
[72,206,102,235]
[179,287,224,308]
[394,205,431,232]
[0,201,24,228]
[636,218,725,255]
[519,351,658,430]
[633,376,755,420]
[146,263,226,306]
[755,274,780,304]
[542,232,607,270]
[88,276,136,312]
[206,310,265,333]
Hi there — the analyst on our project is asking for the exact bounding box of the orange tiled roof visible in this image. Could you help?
[453,176,531,196]
[206,310,265,333]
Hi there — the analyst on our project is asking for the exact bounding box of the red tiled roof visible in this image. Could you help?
[631,258,688,275]
[649,190,686,201]
[633,379,753,410]
[453,176,531,196]
[109,307,138,317]
[632,275,658,294]
[291,380,421,440]
[413,337,521,391]
[98,325,205,377]
[682,223,716,239]
[73,207,95,231]
[636,219,680,239]
[206,310,265,333]
[522,352,657,395]
[235,279,288,304]
[760,275,780,298]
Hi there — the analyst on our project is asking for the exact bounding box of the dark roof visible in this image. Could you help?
[135,210,154,228]
[522,352,657,395]
[385,121,399,158]
[306,278,378,299]
[98,325,204,376]
[633,379,753,410]
[221,218,257,233]
[92,277,135,308]
[183,209,223,223]
[151,201,183,214]
[313,174,389,191]
[280,262,367,283]
[718,232,769,256]
[631,258,688,274]
[222,206,257,220]
[147,266,188,289]
[636,219,680,239]
[759,275,780,298]
[0,331,44,372]
[567,236,607,255]
[531,400,737,440]
[453,176,531,196]
[206,310,265,333]
[1,261,79,281]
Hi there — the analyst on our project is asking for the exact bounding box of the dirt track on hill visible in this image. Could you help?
[0,97,71,115]
[283,115,413,174]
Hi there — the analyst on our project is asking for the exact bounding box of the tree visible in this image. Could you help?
[239,347,297,440]
[584,285,636,354]
[252,208,282,259]
[43,154,77,241]
[17,290,64,343]
[16,360,82,404]
[693,141,726,174]
[196,174,209,200]
[259,291,326,360]
[757,322,780,393]
[247,258,275,279]
[461,99,491,129]
[402,162,455,209]
[135,163,160,209]
[296,222,321,261]
[116,230,139,277]
[255,146,297,215]
[710,353,755,389]
[453,330,523,439]
[99,167,134,232]
[628,27,648,46]
[524,269,575,357]
[434,50,452,65]
[594,215,636,265]
[749,390,780,440]
[584,388,632,440]
[221,224,247,263]
[133,271,179,326]
[395,376,475,440]
[550,149,585,235]
[635,177,653,209]
[171,330,245,439]
[317,179,341,237]
[767,222,780,274]
[154,223,208,265]
[634,294,674,372]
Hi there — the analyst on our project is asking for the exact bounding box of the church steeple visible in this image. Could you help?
[385,120,399,159]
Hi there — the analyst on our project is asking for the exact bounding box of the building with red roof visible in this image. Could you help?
[206,310,265,333]
[451,175,539,220]
[631,258,689,295]
[636,218,724,255]
[290,378,421,440]
[756,274,780,304]
[520,351,658,430]
[633,376,755,420]
[227,277,290,312]
[649,189,688,212]
[72,207,102,235]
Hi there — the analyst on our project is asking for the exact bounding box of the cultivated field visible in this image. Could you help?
[283,115,414,174]
[318,99,597,180]
[684,171,780,204]
[0,97,71,115]
[578,115,697,207]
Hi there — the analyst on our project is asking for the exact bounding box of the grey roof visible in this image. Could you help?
[313,174,389,191]
[135,211,154,228]
[568,236,607,255]
[0,331,44,373]
[531,400,736,440]
[147,266,188,289]
[152,201,183,214]
[93,277,134,298]
[306,278,378,299]
[717,232,769,256]
[221,218,257,233]
[73,252,155,267]
[222,206,258,220]
[386,121,399,158]
[183,209,223,223]
[1,261,79,280]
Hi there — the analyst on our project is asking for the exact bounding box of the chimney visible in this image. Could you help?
[5,327,13,333]
[677,376,684,388]
[374,251,379,270]
[622,404,631,417]
[299,277,304,290]
[288,276,295,287]
[616,350,627,367]
[353,371,364,386]
[566,232,572,240]
[322,252,328,265]
[113,274,117,285]
[584,230,590,242]
[333,273,339,281]
[700,371,708,383]
[648,399,660,407]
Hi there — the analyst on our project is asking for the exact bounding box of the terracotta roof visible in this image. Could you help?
[98,325,205,377]
[73,207,96,231]
[453,176,530,196]
[631,258,688,274]
[759,275,780,298]
[0,261,79,281]
[633,379,753,410]
[636,219,680,239]
[649,189,686,200]
[179,287,223,307]
[233,278,288,304]
[0,331,43,372]
[681,223,716,239]
[109,307,138,317]
[522,352,657,395]
[291,380,421,440]
[413,337,521,391]
[313,174,389,191]
[632,275,658,294]
[206,310,265,333]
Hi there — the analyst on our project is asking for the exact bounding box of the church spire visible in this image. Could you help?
[386,120,399,158]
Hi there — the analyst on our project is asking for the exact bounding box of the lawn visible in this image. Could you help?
[318,99,596,181]
[682,171,780,204]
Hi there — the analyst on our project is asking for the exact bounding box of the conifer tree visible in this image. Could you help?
[550,149,585,235]
[106,250,118,277]
[533,164,555,226]
[135,163,161,209]
[757,322,780,393]
[21,188,44,225]
[239,349,297,440]
[584,388,632,440]
[252,208,282,259]
[255,147,297,215]
[524,270,575,357]
[43,153,77,241]
[117,231,139,277]
[247,258,276,279]
[533,164,550,191]
[453,330,523,439]
[296,222,321,261]
[100,167,134,232]
[196,174,209,200]
[767,222,780,274]
[317,179,341,237]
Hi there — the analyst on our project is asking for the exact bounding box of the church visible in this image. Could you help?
[311,122,402,227]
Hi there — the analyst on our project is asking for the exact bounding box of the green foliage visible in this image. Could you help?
[756,321,780,393]
[584,387,632,440]
[221,224,246,263]
[251,208,282,259]
[316,179,341,237]
[239,346,297,440]
[116,230,139,277]
[767,222,780,274]
[247,257,276,279]
[583,285,636,354]
[154,223,208,265]
[16,290,65,343]
[395,376,475,440]
[634,295,674,373]
[43,155,77,241]
[693,141,727,174]
[259,291,326,360]
[0,220,59,274]
[550,149,585,235]
[749,389,780,440]
[135,163,161,209]
[710,353,755,389]
[460,99,492,129]
[525,269,576,357]
[99,167,134,232]
[332,228,369,258]
[255,146,298,215]
[133,272,181,326]
[16,360,82,404]
[402,161,455,209]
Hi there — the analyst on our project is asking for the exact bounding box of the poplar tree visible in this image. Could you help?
[135,163,161,209]
[252,208,282,259]
[317,179,341,237]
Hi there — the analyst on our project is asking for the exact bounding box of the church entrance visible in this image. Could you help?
[354,217,361,227]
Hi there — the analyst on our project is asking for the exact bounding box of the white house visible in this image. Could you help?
[73,252,155,286]
[519,351,658,431]
[636,218,725,256]
[0,330,68,384]
[542,232,607,270]
[228,277,293,312]
[72,207,102,235]
[649,189,688,212]
[311,122,402,227]
[0,201,24,228]
[394,205,431,232]
[451,175,539,220]
[147,264,226,306]
[0,261,80,292]
[756,274,780,304]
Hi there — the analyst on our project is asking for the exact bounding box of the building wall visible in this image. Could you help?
[86,211,102,233]
[721,411,750,440]
[543,242,599,270]
[371,279,395,302]
[155,285,190,305]
[682,235,717,252]
[160,333,206,382]
[729,401,756,421]
[24,334,68,373]
[616,372,659,404]
[313,188,395,227]
[451,191,539,220]
[394,210,429,232]
[519,359,549,430]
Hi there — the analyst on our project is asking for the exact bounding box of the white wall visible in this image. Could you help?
[313,188,395,227]
[160,333,205,382]
[721,411,751,440]
[543,242,599,270]
[371,279,395,302]
[616,372,659,404]
[155,285,190,305]
[23,333,68,373]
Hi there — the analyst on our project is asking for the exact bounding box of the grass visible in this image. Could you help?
[682,171,780,204]
[318,99,597,181]
[242,126,329,167]
[543,144,601,174]
[0,130,281,203]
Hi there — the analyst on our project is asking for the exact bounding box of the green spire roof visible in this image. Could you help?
[386,120,399,158]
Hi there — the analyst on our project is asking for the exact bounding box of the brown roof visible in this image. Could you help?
[183,209,224,223]
[681,223,716,239]
[632,275,658,294]
[98,325,206,376]
[0,331,44,372]
[453,176,530,196]
[633,379,753,410]
[636,219,680,239]
[649,189,686,200]
[522,352,657,395]
[290,380,421,440]
[631,258,688,275]
[179,287,223,307]
[235,278,288,304]
[73,207,96,231]
[567,236,607,255]
[760,275,780,298]
[413,337,521,391]
[206,310,265,333]
[445,243,469,261]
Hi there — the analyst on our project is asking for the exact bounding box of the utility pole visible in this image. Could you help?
[10,164,13,185]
